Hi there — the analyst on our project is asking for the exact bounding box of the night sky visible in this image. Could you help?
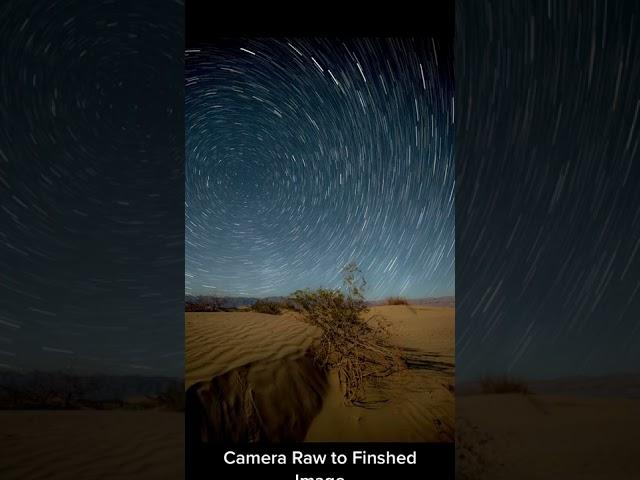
[2,0,639,384]
[0,1,184,376]
[185,38,454,299]
[457,0,640,380]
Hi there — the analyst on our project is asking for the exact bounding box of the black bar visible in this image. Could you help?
[187,443,454,479]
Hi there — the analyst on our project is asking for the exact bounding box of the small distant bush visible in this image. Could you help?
[480,376,530,395]
[386,296,409,305]
[185,297,223,312]
[0,372,186,411]
[146,383,185,411]
[185,297,237,312]
[251,300,282,315]
[0,370,99,409]
[289,262,404,405]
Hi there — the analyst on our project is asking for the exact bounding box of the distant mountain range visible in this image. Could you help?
[185,294,455,309]
[185,295,284,309]
[368,296,456,307]
[0,371,182,402]
[458,373,640,398]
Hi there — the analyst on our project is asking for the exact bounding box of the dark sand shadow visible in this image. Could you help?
[186,353,327,444]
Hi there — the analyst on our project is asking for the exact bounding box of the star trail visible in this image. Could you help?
[3,0,636,388]
[457,0,640,380]
[185,38,454,299]
[0,1,184,376]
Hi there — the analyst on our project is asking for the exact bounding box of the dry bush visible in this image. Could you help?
[385,296,409,305]
[185,297,228,312]
[289,262,404,405]
[251,299,282,315]
[0,371,99,409]
[146,383,185,411]
[480,375,531,394]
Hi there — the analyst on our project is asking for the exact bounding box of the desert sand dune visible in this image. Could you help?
[0,411,183,480]
[186,311,320,389]
[306,305,454,442]
[456,394,640,479]
[186,305,454,443]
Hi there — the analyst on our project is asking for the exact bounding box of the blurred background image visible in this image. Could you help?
[0,1,184,479]
[456,1,640,479]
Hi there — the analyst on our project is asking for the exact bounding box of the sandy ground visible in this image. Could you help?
[456,394,640,479]
[0,411,184,480]
[186,310,320,388]
[185,305,454,442]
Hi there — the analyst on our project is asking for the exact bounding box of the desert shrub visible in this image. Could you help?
[185,296,231,312]
[279,298,301,311]
[385,296,409,305]
[146,383,185,411]
[480,376,531,394]
[251,299,282,315]
[0,370,100,409]
[289,262,404,405]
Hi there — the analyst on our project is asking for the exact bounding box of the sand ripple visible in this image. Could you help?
[185,311,320,389]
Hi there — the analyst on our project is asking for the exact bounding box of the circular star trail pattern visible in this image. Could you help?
[0,1,183,376]
[186,38,454,299]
